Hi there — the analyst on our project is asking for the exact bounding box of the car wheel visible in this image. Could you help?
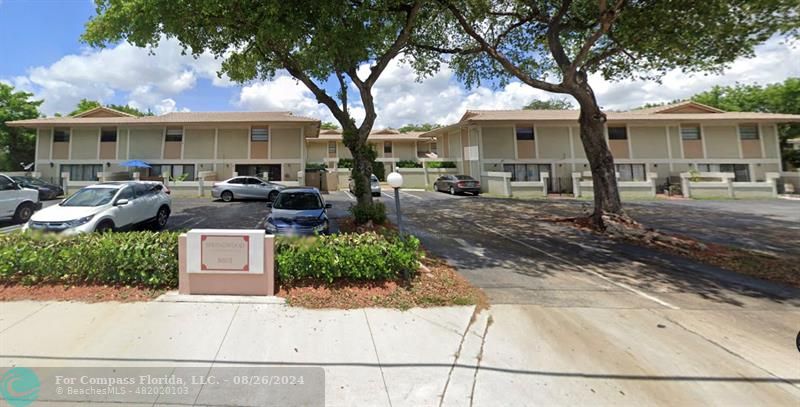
[13,203,34,223]
[154,206,170,230]
[95,220,114,233]
[449,186,455,195]
[268,190,279,202]
[221,191,234,202]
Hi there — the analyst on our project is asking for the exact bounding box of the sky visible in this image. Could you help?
[1,0,799,128]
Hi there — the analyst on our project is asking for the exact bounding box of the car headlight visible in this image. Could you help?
[313,220,329,232]
[66,215,95,228]
[265,218,277,232]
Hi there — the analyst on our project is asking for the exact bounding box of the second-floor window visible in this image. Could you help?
[515,127,534,140]
[384,142,392,154]
[251,127,269,141]
[100,127,117,142]
[328,141,337,154]
[739,124,759,140]
[681,125,701,140]
[608,127,627,140]
[53,128,70,142]
[430,142,438,154]
[165,128,183,142]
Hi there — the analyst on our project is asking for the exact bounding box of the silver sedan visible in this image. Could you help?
[211,176,285,202]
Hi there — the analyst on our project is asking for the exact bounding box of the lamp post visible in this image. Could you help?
[386,171,404,235]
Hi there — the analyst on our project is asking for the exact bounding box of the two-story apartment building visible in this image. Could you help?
[306,128,437,174]
[9,107,320,183]
[422,101,800,192]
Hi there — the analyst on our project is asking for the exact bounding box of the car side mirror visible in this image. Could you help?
[325,203,332,209]
[115,199,129,206]
[266,202,273,208]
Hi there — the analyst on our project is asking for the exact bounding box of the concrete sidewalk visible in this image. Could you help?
[1,299,799,406]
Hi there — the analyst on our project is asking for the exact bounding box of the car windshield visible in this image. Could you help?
[61,187,119,207]
[456,175,475,181]
[273,192,323,210]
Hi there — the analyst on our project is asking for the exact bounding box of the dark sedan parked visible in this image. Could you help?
[433,175,481,195]
[265,187,332,236]
[11,176,64,200]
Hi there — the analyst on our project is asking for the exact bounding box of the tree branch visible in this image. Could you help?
[408,41,482,55]
[363,0,423,89]
[569,0,627,76]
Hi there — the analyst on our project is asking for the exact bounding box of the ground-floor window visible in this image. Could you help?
[503,163,551,182]
[151,164,195,181]
[616,163,646,181]
[235,164,281,181]
[61,164,103,181]
[697,163,750,182]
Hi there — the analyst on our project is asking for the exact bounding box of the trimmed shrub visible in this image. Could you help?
[397,160,422,168]
[350,201,387,225]
[305,162,327,170]
[427,161,457,169]
[276,232,421,283]
[0,231,180,288]
[337,158,354,168]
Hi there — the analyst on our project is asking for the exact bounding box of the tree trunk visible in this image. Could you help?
[342,126,375,210]
[570,83,625,228]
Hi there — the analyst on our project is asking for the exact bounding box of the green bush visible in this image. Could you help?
[397,160,422,168]
[305,162,327,170]
[337,158,354,168]
[276,232,421,283]
[427,161,457,169]
[350,201,387,225]
[372,161,386,181]
[0,231,180,288]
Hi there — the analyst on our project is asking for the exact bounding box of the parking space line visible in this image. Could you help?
[343,191,356,201]
[382,192,394,200]
[473,221,679,310]
[400,191,423,200]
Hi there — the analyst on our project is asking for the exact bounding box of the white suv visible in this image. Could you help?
[26,181,171,234]
[0,174,41,223]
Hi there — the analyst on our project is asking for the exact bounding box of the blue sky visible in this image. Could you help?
[2,0,798,127]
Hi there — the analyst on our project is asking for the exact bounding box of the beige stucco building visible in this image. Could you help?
[422,101,800,192]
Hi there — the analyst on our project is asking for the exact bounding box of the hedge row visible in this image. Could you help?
[0,231,180,288]
[0,230,421,288]
[276,232,420,283]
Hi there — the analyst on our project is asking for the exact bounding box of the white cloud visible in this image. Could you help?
[6,37,228,115]
[591,36,800,110]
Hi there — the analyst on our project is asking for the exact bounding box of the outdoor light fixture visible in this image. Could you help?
[106,162,111,167]
[49,162,54,168]
[387,172,404,235]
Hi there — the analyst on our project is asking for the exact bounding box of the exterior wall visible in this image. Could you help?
[481,126,514,159]
[741,139,761,158]
[184,128,215,159]
[668,127,681,159]
[217,128,248,159]
[117,129,128,159]
[71,127,99,159]
[306,142,327,162]
[37,129,51,159]
[163,141,181,159]
[536,127,570,159]
[704,126,739,158]
[682,139,703,159]
[99,141,116,159]
[338,142,352,159]
[270,127,301,159]
[609,139,629,159]
[571,127,585,158]
[393,141,418,160]
[630,126,668,159]
[762,125,779,158]
[129,128,163,159]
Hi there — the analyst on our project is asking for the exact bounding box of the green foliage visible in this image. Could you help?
[337,158,354,169]
[372,160,386,181]
[68,98,153,117]
[397,160,423,168]
[276,232,420,283]
[427,161,457,169]
[523,98,574,110]
[0,231,180,288]
[350,201,387,225]
[320,122,340,130]
[0,83,42,171]
[305,162,327,170]
[398,123,441,133]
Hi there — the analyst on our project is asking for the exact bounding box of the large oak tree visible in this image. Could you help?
[411,0,798,227]
[0,84,42,171]
[83,0,430,219]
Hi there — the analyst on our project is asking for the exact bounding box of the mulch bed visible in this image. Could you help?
[553,215,800,288]
[0,284,165,302]
[277,256,488,310]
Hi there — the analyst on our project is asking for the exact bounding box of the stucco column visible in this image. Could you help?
[647,172,658,197]
[61,171,70,195]
[572,172,582,197]
[680,173,691,198]
[541,172,549,196]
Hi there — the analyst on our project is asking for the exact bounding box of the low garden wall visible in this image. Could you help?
[396,167,460,189]
[573,171,657,199]
[479,172,548,197]
[778,170,800,194]
[680,172,779,198]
